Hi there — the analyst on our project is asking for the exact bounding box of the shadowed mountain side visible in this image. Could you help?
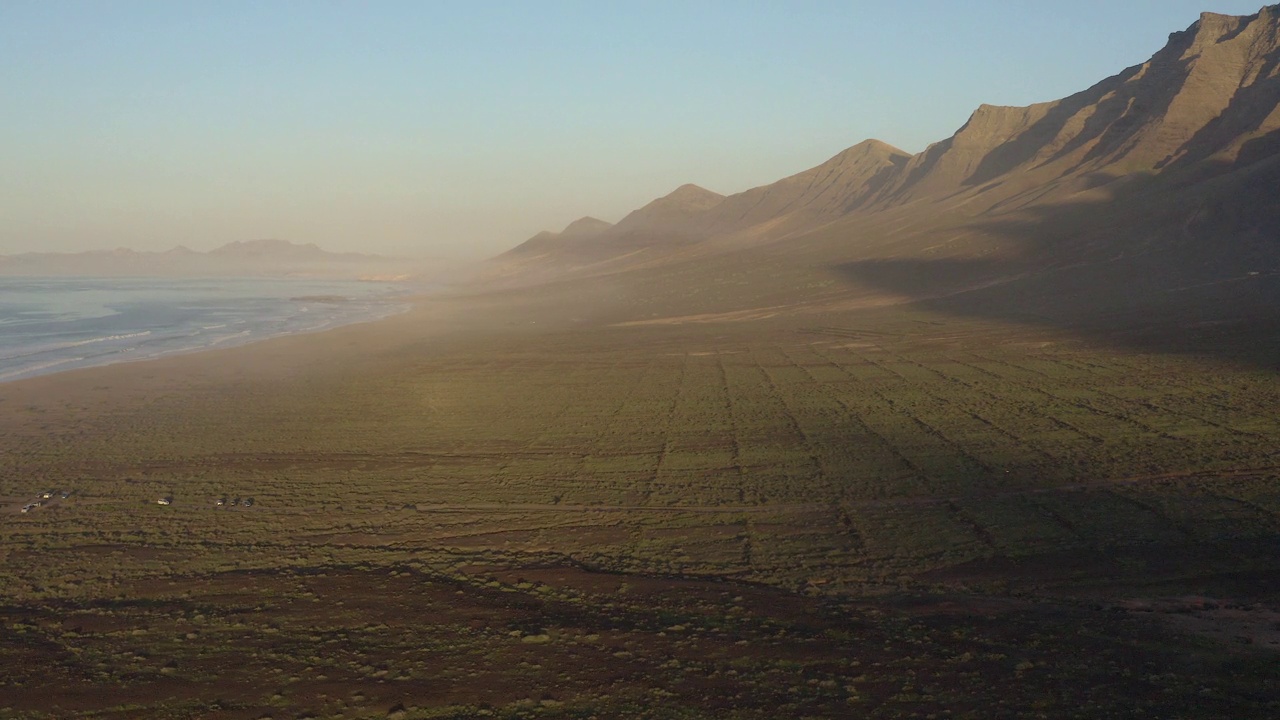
[476,5,1280,361]
[832,145,1280,369]
[485,6,1280,290]
[863,6,1280,214]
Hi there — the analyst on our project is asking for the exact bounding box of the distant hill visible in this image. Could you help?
[609,184,726,243]
[692,139,910,240]
[488,217,617,284]
[0,239,417,280]
[507,217,614,256]
[559,217,613,238]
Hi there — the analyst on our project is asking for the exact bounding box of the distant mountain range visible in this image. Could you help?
[0,239,415,280]
[485,5,1280,317]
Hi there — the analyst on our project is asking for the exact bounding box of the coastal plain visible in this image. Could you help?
[1,287,1278,719]
[5,6,1280,717]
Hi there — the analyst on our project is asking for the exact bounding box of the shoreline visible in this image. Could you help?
[0,283,533,449]
[0,278,421,386]
[0,295,412,423]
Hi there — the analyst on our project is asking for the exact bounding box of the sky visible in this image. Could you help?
[0,1,1271,259]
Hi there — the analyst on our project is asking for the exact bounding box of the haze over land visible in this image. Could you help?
[0,238,418,280]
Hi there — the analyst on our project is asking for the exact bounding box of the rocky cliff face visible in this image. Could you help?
[869,6,1280,211]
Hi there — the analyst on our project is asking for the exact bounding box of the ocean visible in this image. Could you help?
[0,276,410,382]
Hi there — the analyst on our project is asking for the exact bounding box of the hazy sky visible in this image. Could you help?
[0,1,1269,258]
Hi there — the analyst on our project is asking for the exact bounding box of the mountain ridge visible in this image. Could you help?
[607,183,726,242]
[484,5,1280,286]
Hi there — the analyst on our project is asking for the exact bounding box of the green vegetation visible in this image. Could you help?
[1,305,1278,717]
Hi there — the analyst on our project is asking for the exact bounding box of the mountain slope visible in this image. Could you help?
[481,142,911,280]
[480,188,725,285]
[871,6,1280,211]
[484,4,1280,327]
[505,216,614,257]
[608,184,726,243]
[692,139,911,239]
[560,216,614,238]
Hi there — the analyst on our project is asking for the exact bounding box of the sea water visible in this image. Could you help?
[0,276,410,382]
